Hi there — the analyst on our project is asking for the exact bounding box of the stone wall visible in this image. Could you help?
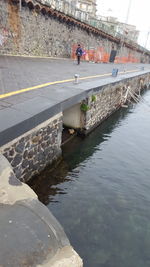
[80,73,150,133]
[0,0,149,63]
[0,113,63,182]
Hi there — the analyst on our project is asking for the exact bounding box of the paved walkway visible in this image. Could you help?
[0,55,149,96]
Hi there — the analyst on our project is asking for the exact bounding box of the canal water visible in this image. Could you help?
[29,89,150,267]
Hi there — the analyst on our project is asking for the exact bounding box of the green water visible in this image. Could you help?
[29,90,150,267]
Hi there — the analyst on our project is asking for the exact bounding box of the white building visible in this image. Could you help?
[69,0,97,17]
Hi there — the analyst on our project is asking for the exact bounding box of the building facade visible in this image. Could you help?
[97,15,139,42]
[36,1,139,43]
[116,22,139,42]
[69,0,97,17]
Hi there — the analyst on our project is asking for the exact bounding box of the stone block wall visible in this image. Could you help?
[0,0,105,57]
[81,73,150,133]
[0,113,63,182]
[0,0,148,63]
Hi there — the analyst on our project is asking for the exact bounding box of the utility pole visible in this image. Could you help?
[125,0,132,24]
[145,31,150,49]
[121,0,132,63]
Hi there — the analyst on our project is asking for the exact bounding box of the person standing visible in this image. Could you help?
[109,44,117,63]
[76,44,83,65]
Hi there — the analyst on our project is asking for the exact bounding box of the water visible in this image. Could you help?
[29,90,150,267]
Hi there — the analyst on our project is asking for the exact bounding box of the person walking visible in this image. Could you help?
[76,44,83,65]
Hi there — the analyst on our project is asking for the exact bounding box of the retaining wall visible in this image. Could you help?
[1,113,63,182]
[0,0,149,63]
[80,74,150,134]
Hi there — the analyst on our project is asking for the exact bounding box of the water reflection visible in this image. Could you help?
[29,104,132,205]
[63,104,132,170]
[28,160,71,204]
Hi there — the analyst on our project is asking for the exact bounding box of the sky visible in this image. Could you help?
[97,0,150,50]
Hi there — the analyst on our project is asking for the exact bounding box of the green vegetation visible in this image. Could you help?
[80,103,90,112]
[91,95,96,102]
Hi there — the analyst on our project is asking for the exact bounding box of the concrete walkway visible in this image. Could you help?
[1,55,149,95]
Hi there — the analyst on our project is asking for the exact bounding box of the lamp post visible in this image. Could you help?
[120,0,132,63]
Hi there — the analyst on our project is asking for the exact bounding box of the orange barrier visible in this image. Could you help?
[71,44,140,64]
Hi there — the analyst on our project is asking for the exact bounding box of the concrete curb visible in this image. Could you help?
[0,154,83,266]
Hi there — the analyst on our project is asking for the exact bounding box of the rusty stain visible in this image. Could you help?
[7,0,21,48]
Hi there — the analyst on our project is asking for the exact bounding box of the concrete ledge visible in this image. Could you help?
[40,246,83,267]
[0,153,37,204]
[0,154,83,266]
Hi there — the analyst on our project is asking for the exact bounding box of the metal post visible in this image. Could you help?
[145,31,150,49]
[125,0,132,24]
[19,0,22,11]
[74,74,79,84]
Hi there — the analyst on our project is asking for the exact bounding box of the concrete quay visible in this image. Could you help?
[0,55,150,146]
[0,56,150,266]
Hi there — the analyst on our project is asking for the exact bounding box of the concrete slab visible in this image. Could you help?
[0,100,12,107]
[0,154,83,267]
[1,94,30,105]
[0,107,31,131]
[12,96,58,116]
[38,85,84,102]
[0,203,59,266]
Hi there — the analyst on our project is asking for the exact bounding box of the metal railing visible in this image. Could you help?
[37,0,149,54]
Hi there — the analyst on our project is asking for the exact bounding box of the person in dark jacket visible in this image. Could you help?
[109,44,117,63]
[76,44,83,65]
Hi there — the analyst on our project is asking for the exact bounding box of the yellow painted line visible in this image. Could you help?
[0,78,74,99]
[1,53,69,60]
[79,72,111,80]
[118,69,139,74]
[0,69,139,100]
